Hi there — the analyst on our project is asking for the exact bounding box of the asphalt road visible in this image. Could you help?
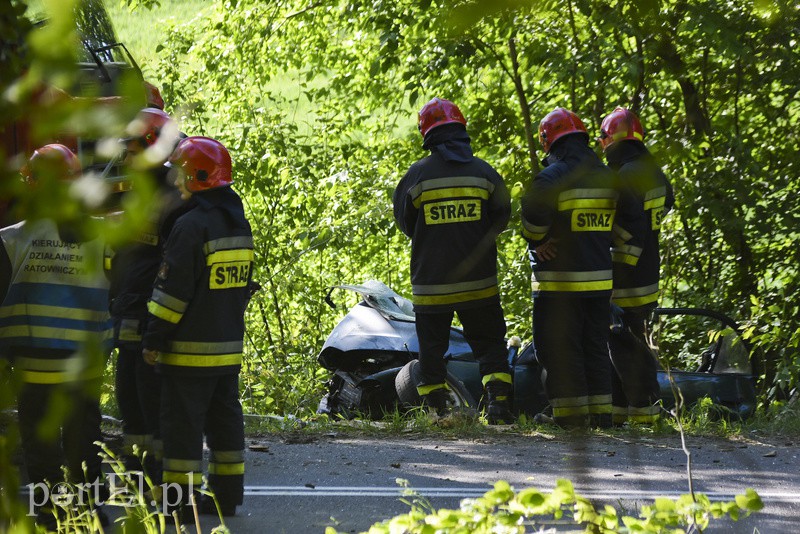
[15,428,800,533]
[136,429,800,533]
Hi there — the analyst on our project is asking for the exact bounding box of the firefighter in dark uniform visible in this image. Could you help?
[521,108,641,429]
[142,136,253,518]
[393,98,513,424]
[599,107,674,425]
[0,145,112,527]
[108,107,185,478]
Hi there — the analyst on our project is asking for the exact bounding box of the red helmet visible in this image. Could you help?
[21,144,81,184]
[169,136,232,192]
[538,107,588,153]
[599,107,644,151]
[143,81,165,110]
[418,98,467,138]
[126,107,173,148]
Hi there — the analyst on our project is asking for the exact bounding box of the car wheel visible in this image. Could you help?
[394,360,476,410]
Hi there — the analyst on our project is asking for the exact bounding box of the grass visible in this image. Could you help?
[105,0,210,77]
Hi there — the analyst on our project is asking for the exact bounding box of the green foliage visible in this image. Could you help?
[325,479,763,534]
[135,0,800,415]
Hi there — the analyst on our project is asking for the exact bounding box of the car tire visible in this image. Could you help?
[394,360,476,410]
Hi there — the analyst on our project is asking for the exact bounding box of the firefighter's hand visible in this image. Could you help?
[142,349,159,366]
[534,238,558,261]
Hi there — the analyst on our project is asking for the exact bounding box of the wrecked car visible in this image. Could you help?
[316,281,758,421]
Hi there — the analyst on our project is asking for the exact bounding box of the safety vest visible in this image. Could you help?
[0,219,112,383]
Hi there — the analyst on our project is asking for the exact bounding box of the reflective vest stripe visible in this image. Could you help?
[19,368,103,384]
[206,248,255,266]
[412,187,490,208]
[204,236,254,254]
[409,176,495,207]
[558,198,616,210]
[0,303,109,322]
[643,196,666,211]
[157,352,242,367]
[0,325,112,343]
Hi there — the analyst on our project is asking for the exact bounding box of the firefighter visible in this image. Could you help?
[393,98,513,424]
[0,144,112,527]
[521,108,641,429]
[599,107,674,425]
[142,136,253,518]
[108,107,185,479]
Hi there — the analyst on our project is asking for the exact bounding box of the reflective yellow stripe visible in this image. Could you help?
[210,450,245,463]
[558,189,618,211]
[550,395,588,419]
[150,289,188,313]
[533,279,612,292]
[119,319,142,342]
[413,187,490,208]
[533,270,613,293]
[206,249,255,266]
[611,224,633,243]
[170,340,244,354]
[417,383,448,396]
[20,368,103,384]
[204,237,254,254]
[157,352,242,367]
[612,251,640,266]
[208,462,245,476]
[521,218,549,241]
[0,325,112,342]
[587,394,612,414]
[409,176,494,207]
[612,283,660,308]
[482,373,512,386]
[643,196,666,211]
[0,304,109,322]
[413,285,498,306]
[147,301,183,324]
[559,198,616,210]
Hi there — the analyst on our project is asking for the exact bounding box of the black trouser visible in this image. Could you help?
[115,342,162,477]
[533,295,612,428]
[160,372,244,510]
[17,379,104,504]
[609,308,660,423]
[415,302,509,387]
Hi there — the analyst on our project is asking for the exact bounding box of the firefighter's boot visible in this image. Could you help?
[421,388,449,417]
[485,381,513,425]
